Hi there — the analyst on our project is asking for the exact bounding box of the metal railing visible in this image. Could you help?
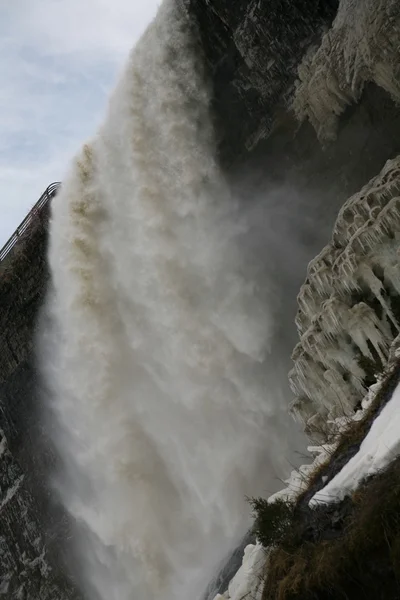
[0,182,61,264]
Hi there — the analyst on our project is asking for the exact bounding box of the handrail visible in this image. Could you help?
[0,182,61,263]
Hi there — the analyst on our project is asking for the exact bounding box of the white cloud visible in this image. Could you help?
[0,0,160,245]
[10,0,162,65]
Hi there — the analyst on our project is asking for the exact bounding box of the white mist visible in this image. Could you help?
[42,1,303,599]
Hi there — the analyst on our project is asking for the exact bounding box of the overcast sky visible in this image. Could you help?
[0,0,160,245]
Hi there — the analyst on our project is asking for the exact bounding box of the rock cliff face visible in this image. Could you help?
[190,0,339,164]
[1,0,400,598]
[0,202,81,598]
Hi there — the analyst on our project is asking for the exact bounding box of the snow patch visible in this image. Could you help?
[311,376,400,505]
[213,543,266,600]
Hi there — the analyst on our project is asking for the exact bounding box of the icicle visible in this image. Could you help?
[334,248,358,280]
[349,373,367,397]
[295,311,308,336]
[307,246,336,295]
[383,263,400,296]
[314,311,337,343]
[352,221,390,256]
[292,349,332,408]
[311,266,333,297]
[288,368,304,397]
[346,321,374,362]
[325,341,366,397]
[305,413,329,443]
[346,213,366,240]
[357,263,400,331]
[320,297,349,334]
[378,196,400,235]
[372,243,400,296]
[289,397,316,429]
[326,341,364,379]
[297,284,321,323]
[291,342,305,362]
[323,369,356,417]
[348,302,390,362]
[304,361,337,413]
[290,155,400,429]
[293,356,311,392]
[293,0,400,142]
[361,195,382,220]
[300,330,328,371]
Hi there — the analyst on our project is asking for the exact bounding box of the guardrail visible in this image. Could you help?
[0,182,61,264]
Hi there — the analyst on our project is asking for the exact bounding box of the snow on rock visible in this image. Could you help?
[213,543,267,600]
[293,0,400,141]
[310,376,400,505]
[275,375,386,504]
[267,443,335,504]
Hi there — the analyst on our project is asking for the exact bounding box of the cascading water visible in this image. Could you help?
[40,1,318,599]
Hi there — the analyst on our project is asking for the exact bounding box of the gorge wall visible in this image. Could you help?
[0,194,80,599]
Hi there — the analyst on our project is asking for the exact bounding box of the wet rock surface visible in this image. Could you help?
[190,0,339,164]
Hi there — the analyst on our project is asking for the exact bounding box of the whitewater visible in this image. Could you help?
[40,1,319,599]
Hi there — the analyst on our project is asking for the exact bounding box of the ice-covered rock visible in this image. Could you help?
[292,155,400,431]
[213,544,267,600]
[293,0,400,141]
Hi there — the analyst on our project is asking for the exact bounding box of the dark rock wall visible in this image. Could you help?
[190,0,339,164]
[0,209,80,599]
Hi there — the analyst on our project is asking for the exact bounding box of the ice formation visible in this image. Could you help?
[213,544,266,600]
[290,156,400,435]
[293,0,400,141]
[42,1,302,600]
[311,377,400,505]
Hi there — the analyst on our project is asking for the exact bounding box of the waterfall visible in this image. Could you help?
[40,1,307,599]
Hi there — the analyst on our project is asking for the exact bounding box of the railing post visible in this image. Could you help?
[0,182,61,266]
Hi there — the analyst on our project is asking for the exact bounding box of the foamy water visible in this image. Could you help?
[42,1,306,598]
